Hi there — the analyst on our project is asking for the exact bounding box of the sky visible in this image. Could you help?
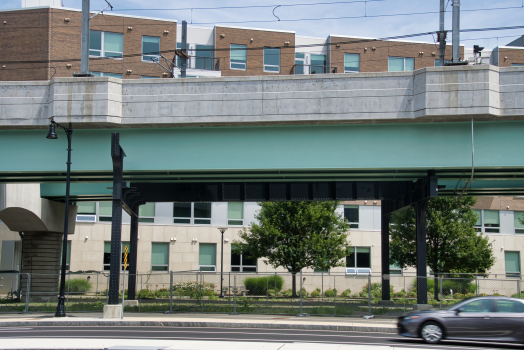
[2,0,523,51]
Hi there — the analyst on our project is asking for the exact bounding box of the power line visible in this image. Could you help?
[111,0,388,12]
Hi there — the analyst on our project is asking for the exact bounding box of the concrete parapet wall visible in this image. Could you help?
[1,65,523,129]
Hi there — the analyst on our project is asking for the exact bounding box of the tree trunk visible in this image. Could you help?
[291,273,297,297]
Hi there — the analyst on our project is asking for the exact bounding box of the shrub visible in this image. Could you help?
[282,289,293,298]
[137,289,153,298]
[340,289,352,297]
[310,288,321,298]
[299,287,308,297]
[243,275,284,295]
[324,288,337,297]
[414,278,476,296]
[65,278,92,294]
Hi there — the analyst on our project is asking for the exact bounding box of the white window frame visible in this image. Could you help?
[346,247,371,274]
[230,44,247,70]
[474,209,500,233]
[505,251,521,278]
[231,245,257,272]
[151,242,169,272]
[142,36,160,62]
[263,47,280,73]
[344,205,359,229]
[388,56,414,72]
[344,53,360,73]
[227,202,244,226]
[89,30,123,60]
[90,72,123,79]
[515,211,524,234]
[76,201,96,223]
[173,202,212,225]
[199,243,217,272]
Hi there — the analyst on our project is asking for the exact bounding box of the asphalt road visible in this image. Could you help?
[0,326,522,350]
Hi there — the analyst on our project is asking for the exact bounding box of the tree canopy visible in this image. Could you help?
[235,201,350,296]
[389,196,495,298]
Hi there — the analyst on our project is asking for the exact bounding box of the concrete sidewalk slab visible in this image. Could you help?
[0,313,398,333]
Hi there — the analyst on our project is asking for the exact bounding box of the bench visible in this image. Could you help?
[222,287,249,297]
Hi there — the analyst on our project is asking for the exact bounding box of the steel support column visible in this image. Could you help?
[415,200,428,304]
[108,133,125,305]
[381,200,392,301]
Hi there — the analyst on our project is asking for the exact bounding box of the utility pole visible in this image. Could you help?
[80,0,90,75]
[180,21,187,78]
[452,0,460,63]
[438,0,446,66]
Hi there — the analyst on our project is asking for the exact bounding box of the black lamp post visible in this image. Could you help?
[218,227,228,298]
[46,117,73,317]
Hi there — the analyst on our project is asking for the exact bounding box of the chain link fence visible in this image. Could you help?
[2,271,524,317]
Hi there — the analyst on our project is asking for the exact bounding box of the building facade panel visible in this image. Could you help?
[214,26,295,77]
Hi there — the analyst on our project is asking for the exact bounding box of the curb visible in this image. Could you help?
[0,320,397,333]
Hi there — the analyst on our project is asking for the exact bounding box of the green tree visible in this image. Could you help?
[235,201,350,297]
[390,197,495,300]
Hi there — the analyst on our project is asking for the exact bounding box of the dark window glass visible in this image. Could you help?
[356,249,370,268]
[344,206,359,223]
[496,299,524,313]
[194,203,211,218]
[346,248,355,268]
[174,203,191,217]
[231,252,241,265]
[195,45,214,70]
[461,299,492,313]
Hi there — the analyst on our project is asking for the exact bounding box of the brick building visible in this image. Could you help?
[10,4,523,82]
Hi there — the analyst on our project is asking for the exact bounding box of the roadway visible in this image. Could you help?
[0,326,521,350]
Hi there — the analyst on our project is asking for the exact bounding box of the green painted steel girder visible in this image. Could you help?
[2,121,524,196]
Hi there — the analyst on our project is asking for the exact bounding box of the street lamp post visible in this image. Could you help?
[46,117,73,317]
[217,227,228,298]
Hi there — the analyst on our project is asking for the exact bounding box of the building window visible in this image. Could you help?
[505,251,521,278]
[76,201,96,222]
[142,36,160,62]
[231,244,257,272]
[89,30,123,59]
[346,247,371,274]
[103,241,130,271]
[228,202,243,226]
[173,202,211,225]
[515,211,524,234]
[344,53,360,73]
[484,210,500,233]
[151,242,169,271]
[199,243,216,272]
[344,205,359,228]
[388,56,414,72]
[264,47,280,73]
[98,202,112,222]
[141,76,158,79]
[310,54,326,74]
[139,202,155,223]
[473,209,500,233]
[511,63,524,67]
[295,53,305,74]
[230,44,247,70]
[195,45,214,70]
[389,263,402,275]
[91,72,123,79]
[435,59,451,66]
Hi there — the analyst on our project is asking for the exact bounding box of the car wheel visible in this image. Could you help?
[420,321,444,344]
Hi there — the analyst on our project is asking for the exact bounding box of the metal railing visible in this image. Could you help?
[291,64,338,75]
[1,271,523,317]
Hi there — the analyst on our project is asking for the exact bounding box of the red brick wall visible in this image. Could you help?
[0,8,50,81]
[497,48,524,67]
[330,36,462,73]
[215,26,295,77]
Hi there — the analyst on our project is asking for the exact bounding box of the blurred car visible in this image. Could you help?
[398,296,524,344]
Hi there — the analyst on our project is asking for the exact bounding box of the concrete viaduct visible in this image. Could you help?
[1,64,523,307]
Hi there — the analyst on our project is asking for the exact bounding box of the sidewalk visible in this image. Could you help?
[0,312,398,333]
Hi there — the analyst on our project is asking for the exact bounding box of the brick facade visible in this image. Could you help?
[329,36,461,73]
[0,8,177,81]
[496,47,524,67]
[214,26,295,77]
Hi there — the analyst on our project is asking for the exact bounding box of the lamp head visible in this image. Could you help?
[46,118,57,139]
